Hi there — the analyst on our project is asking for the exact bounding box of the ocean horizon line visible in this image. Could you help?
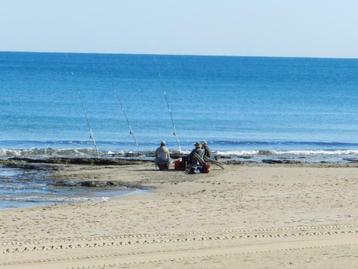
[1,50,358,61]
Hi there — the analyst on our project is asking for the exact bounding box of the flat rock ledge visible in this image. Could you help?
[53,179,144,189]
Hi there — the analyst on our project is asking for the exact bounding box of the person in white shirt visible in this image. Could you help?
[155,141,171,169]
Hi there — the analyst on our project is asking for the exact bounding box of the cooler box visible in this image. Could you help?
[174,160,186,171]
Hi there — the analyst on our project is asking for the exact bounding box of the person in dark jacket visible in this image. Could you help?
[201,140,212,159]
[189,142,205,170]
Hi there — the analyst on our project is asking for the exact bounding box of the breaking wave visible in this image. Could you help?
[215,149,358,157]
[1,139,358,159]
[1,147,358,161]
[0,148,104,158]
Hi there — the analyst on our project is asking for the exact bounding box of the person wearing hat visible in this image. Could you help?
[201,140,212,159]
[155,141,171,170]
[189,142,205,168]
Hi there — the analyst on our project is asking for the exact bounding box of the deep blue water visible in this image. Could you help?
[1,51,358,154]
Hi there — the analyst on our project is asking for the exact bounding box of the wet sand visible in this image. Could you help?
[1,162,358,268]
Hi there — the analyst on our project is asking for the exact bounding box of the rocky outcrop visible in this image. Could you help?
[53,179,143,189]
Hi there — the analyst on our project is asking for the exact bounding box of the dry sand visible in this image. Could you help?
[1,163,358,268]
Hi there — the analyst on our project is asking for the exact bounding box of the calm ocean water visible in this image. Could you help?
[1,51,358,156]
[1,51,358,208]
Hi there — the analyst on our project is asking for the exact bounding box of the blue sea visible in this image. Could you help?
[1,51,358,208]
[1,52,358,155]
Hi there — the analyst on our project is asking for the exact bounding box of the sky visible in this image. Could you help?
[0,0,357,58]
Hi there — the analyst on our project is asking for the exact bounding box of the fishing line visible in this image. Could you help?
[154,57,182,152]
[111,81,139,150]
[71,72,100,158]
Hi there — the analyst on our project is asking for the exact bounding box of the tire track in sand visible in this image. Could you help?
[1,223,358,268]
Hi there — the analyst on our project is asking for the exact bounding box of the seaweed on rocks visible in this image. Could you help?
[0,160,59,170]
[53,179,144,189]
[262,159,302,164]
[2,157,152,166]
[224,160,246,165]
[343,158,358,163]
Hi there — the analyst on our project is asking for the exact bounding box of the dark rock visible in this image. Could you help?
[81,181,98,187]
[0,161,58,170]
[224,160,245,165]
[262,159,302,164]
[52,179,141,189]
[2,157,152,166]
[216,155,232,159]
[343,158,358,163]
[237,155,253,159]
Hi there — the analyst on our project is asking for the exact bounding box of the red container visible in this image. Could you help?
[158,163,169,170]
[174,160,185,171]
[202,163,211,173]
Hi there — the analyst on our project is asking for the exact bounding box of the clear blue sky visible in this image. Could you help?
[1,0,357,58]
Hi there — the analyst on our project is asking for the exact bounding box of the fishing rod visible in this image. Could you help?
[112,83,139,149]
[77,90,100,157]
[73,72,100,158]
[163,91,182,152]
[154,57,182,152]
[65,51,100,157]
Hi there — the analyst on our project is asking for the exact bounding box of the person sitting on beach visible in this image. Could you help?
[155,141,171,170]
[188,142,205,173]
[201,140,212,159]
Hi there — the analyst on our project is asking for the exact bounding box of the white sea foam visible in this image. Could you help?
[1,147,358,160]
[0,148,102,158]
[215,149,358,156]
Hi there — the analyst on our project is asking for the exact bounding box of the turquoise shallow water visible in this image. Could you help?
[0,167,138,210]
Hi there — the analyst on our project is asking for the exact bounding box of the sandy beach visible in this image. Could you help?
[1,162,358,268]
[2,0,358,268]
